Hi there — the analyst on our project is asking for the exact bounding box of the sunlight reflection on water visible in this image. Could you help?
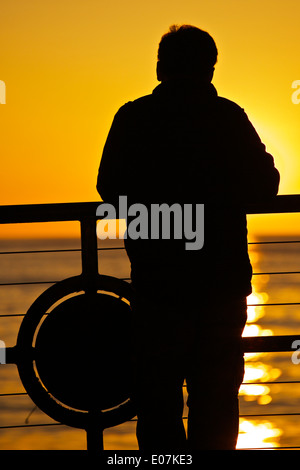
[237,419,282,449]
[237,243,284,449]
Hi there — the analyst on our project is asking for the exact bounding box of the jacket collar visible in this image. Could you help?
[152,78,218,102]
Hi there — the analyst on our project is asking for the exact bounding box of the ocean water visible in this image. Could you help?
[1,234,300,450]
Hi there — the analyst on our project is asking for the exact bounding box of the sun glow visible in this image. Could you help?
[237,420,282,449]
[243,291,273,338]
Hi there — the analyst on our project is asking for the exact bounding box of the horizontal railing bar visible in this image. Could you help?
[242,335,300,353]
[185,380,300,386]
[0,282,295,290]
[1,195,300,225]
[4,242,300,253]
[1,241,299,253]
[238,446,300,450]
[0,380,298,398]
[2,240,300,249]
[0,201,100,224]
[246,195,300,214]
[23,413,300,423]
[1,414,300,429]
[2,336,300,365]
[0,313,25,317]
[253,271,300,276]
[180,413,300,420]
[0,249,81,255]
[0,381,298,398]
[247,302,300,306]
[0,423,63,430]
[182,381,300,387]
[178,413,300,421]
[0,281,295,289]
[241,381,300,385]
[0,393,27,397]
[0,246,124,256]
[0,255,298,277]
[0,277,131,287]
[0,281,57,287]
[1,240,300,252]
[239,413,300,417]
[249,240,300,244]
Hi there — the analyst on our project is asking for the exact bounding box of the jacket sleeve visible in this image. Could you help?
[231,107,280,202]
[96,104,131,203]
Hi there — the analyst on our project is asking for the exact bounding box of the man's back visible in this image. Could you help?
[97,77,279,297]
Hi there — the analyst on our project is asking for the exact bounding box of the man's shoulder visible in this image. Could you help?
[216,95,245,115]
[120,93,154,112]
[115,94,155,123]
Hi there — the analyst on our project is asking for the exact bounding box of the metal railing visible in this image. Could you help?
[1,194,300,450]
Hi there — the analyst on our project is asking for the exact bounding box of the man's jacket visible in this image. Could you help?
[97,79,280,298]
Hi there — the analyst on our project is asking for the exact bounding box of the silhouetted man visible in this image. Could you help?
[97,25,279,450]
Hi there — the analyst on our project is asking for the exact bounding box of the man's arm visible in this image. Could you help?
[96,104,131,203]
[232,108,280,202]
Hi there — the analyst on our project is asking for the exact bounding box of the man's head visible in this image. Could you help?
[157,24,218,83]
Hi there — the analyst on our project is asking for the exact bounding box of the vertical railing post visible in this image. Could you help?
[80,216,104,451]
[80,217,98,291]
[86,411,104,452]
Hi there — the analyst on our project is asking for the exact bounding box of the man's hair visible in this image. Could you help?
[157,24,218,78]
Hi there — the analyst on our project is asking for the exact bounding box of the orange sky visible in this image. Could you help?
[0,0,300,238]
